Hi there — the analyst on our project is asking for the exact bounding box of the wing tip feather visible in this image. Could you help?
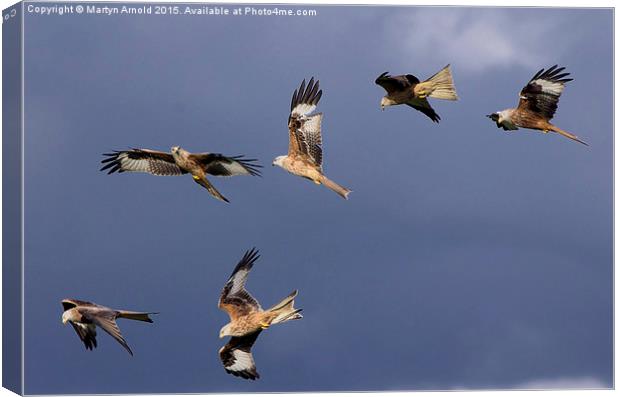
[290,76,322,114]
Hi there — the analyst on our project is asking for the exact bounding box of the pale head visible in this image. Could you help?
[219,323,232,338]
[486,112,501,123]
[171,146,189,159]
[272,156,286,168]
[486,110,518,130]
[61,310,73,324]
[380,97,396,111]
[486,110,513,123]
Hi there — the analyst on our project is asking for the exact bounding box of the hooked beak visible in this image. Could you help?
[62,318,67,325]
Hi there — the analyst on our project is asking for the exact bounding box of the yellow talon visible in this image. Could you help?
[192,175,200,180]
[314,180,321,185]
[260,322,270,329]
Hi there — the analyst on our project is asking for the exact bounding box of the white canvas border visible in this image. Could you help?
[0,1,615,397]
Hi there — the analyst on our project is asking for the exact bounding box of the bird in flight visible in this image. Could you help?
[272,77,351,199]
[486,65,587,145]
[375,64,458,122]
[101,147,262,202]
[218,248,302,380]
[61,299,157,356]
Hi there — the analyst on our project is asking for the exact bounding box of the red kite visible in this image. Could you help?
[101,147,262,202]
[486,65,587,145]
[218,249,302,380]
[61,298,156,356]
[375,64,458,122]
[272,78,351,199]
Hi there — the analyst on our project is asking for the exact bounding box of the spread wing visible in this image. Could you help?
[100,149,185,176]
[517,65,572,121]
[219,330,262,380]
[287,78,323,166]
[189,153,262,177]
[218,248,262,321]
[81,308,134,356]
[69,322,98,351]
[375,72,418,95]
[406,98,440,123]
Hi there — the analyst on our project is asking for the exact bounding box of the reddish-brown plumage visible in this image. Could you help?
[487,65,588,145]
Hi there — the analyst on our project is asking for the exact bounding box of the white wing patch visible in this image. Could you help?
[300,114,322,138]
[118,154,152,173]
[292,103,317,117]
[227,350,256,372]
[101,150,183,176]
[76,322,96,335]
[228,268,250,295]
[532,79,565,96]
[215,162,251,177]
[299,113,323,166]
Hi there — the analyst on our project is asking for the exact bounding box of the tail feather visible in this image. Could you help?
[268,290,303,325]
[268,290,297,312]
[118,311,158,323]
[274,308,303,323]
[320,175,351,200]
[550,126,589,146]
[193,175,230,202]
[419,64,458,101]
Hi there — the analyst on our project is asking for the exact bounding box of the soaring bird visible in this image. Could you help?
[61,299,157,356]
[218,248,302,380]
[272,78,352,199]
[486,65,587,145]
[375,64,458,122]
[101,147,262,202]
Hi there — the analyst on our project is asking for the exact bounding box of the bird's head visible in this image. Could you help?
[486,110,515,129]
[272,156,286,168]
[486,113,500,122]
[380,97,395,111]
[219,324,231,339]
[171,146,188,159]
[486,112,503,128]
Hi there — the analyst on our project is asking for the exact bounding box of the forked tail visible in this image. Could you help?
[320,175,351,200]
[193,175,230,203]
[267,290,303,325]
[550,126,589,146]
[417,64,458,101]
[118,311,158,323]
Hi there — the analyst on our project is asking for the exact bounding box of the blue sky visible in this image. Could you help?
[20,4,612,394]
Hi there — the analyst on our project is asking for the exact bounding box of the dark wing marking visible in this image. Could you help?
[305,113,323,167]
[69,322,98,351]
[517,65,572,121]
[190,153,262,177]
[81,309,133,356]
[290,77,322,114]
[406,98,441,123]
[405,74,421,84]
[62,299,100,311]
[297,113,323,167]
[375,72,416,94]
[100,149,184,176]
[219,330,262,380]
[219,248,262,321]
[288,78,322,159]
